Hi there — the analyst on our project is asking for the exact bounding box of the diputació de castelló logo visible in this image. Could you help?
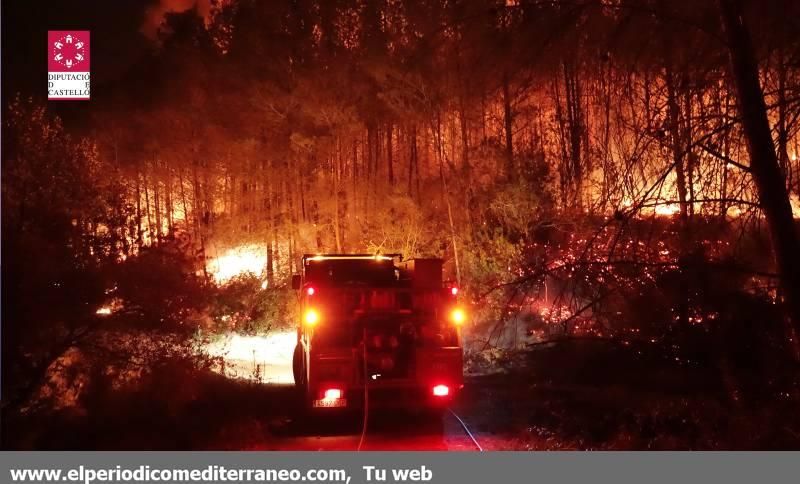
[48,30,90,100]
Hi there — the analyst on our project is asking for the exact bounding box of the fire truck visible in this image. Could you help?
[291,254,464,411]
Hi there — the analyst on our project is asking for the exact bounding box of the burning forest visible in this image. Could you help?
[3,0,800,450]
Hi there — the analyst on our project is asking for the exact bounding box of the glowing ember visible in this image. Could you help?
[207,244,268,284]
[96,307,112,316]
[202,331,296,384]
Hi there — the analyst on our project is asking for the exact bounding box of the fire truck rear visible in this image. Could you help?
[291,254,464,411]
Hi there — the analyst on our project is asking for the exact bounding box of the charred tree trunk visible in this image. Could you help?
[165,163,173,237]
[266,182,274,286]
[387,123,394,186]
[459,96,470,174]
[415,128,421,200]
[664,54,692,329]
[435,112,445,206]
[564,61,584,210]
[152,155,162,242]
[352,140,359,216]
[684,90,697,218]
[666,64,690,222]
[299,161,307,223]
[178,168,189,235]
[777,46,791,182]
[553,76,570,210]
[334,143,343,252]
[719,0,800,351]
[408,125,418,199]
[135,170,143,246]
[502,74,514,180]
[600,67,613,213]
[367,125,375,181]
[143,170,153,243]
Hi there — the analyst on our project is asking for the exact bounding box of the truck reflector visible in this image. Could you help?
[432,384,450,397]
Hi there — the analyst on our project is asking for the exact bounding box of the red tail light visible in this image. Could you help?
[323,388,342,400]
[450,287,459,296]
[306,287,316,296]
[432,384,450,397]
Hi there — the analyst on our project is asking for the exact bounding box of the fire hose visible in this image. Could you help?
[448,409,483,451]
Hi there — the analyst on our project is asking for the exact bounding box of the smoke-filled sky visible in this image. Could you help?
[141,0,212,39]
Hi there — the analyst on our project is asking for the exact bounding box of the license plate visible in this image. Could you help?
[313,398,347,408]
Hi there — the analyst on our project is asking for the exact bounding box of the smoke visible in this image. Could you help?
[141,0,212,40]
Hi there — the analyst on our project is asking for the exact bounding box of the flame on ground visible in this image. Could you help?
[95,297,124,316]
[653,203,681,217]
[206,244,268,285]
[201,331,296,384]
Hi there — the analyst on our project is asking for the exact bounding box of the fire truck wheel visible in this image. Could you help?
[292,344,306,389]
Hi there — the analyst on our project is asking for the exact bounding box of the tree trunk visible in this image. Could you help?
[135,170,143,246]
[408,125,417,198]
[666,64,690,222]
[165,162,173,237]
[459,96,470,173]
[387,123,394,186]
[438,144,461,285]
[152,155,162,242]
[719,86,732,219]
[502,73,514,180]
[719,0,800,353]
[334,147,343,252]
[777,46,791,181]
[553,76,570,210]
[266,157,274,287]
[143,170,153,243]
[564,61,584,210]
[178,168,189,233]
[414,127,421,200]
[683,89,697,217]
